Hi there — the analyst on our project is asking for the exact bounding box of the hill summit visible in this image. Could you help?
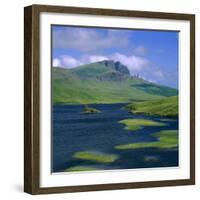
[98,60,130,75]
[71,60,133,82]
[53,60,178,104]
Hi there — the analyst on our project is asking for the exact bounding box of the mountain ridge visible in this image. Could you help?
[53,60,178,104]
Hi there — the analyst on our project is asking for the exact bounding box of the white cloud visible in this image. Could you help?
[81,55,109,64]
[134,46,148,56]
[52,53,148,72]
[52,55,108,69]
[61,55,83,68]
[52,56,82,68]
[53,58,61,67]
[154,71,164,79]
[111,53,149,75]
[53,27,130,52]
[52,52,149,74]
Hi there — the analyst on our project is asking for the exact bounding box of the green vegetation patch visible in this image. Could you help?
[65,166,99,172]
[126,96,178,117]
[115,130,178,150]
[73,151,118,163]
[81,105,101,114]
[144,156,159,162]
[119,119,166,131]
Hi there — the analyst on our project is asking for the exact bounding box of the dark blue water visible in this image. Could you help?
[52,103,178,172]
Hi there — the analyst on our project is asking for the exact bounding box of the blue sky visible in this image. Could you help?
[52,25,178,88]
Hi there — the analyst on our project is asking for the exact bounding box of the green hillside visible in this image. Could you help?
[126,96,178,117]
[52,60,178,104]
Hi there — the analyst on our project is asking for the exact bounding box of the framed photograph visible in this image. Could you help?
[24,4,195,194]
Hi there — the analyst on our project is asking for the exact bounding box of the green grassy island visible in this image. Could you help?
[65,166,99,172]
[115,130,178,150]
[126,96,178,117]
[73,151,118,163]
[119,118,166,131]
[81,105,101,114]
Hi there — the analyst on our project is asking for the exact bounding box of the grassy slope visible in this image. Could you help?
[126,96,178,117]
[53,65,178,104]
[71,62,114,77]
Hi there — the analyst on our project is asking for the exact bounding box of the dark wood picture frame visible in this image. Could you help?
[24,4,195,195]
